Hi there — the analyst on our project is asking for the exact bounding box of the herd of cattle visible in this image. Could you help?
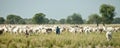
[0,24,120,35]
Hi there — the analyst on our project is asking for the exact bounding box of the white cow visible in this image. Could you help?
[106,31,112,41]
[83,26,92,34]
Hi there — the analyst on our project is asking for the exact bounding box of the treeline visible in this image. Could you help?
[0,4,120,25]
[0,13,84,24]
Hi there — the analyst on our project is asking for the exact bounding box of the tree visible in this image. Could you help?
[44,18,49,24]
[59,18,66,24]
[18,19,26,24]
[24,18,33,24]
[32,13,46,24]
[83,19,87,24]
[87,14,101,26]
[0,17,5,24]
[112,17,120,24]
[66,16,72,24]
[6,14,22,24]
[100,4,115,26]
[49,19,59,24]
[66,13,83,24]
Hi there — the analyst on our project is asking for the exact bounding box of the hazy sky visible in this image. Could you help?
[0,0,120,20]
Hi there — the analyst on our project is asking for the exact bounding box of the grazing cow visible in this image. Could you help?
[12,26,19,34]
[98,26,105,33]
[46,28,52,33]
[83,26,92,34]
[78,28,83,33]
[99,28,103,33]
[69,27,76,33]
[68,26,79,33]
[114,27,120,32]
[106,31,112,41]
[0,25,119,35]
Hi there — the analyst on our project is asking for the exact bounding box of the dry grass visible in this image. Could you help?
[0,31,120,48]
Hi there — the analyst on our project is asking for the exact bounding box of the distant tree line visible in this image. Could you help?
[0,4,120,25]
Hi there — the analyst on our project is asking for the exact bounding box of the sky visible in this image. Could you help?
[0,0,120,20]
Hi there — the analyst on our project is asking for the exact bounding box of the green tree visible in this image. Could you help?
[87,14,101,26]
[112,17,120,24]
[66,16,72,24]
[59,18,66,24]
[32,13,46,24]
[44,18,49,24]
[0,17,5,24]
[83,19,87,24]
[100,4,115,26]
[6,14,22,24]
[24,18,33,24]
[66,13,83,24]
[49,19,58,24]
[18,19,26,24]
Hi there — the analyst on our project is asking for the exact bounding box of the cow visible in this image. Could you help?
[106,31,112,41]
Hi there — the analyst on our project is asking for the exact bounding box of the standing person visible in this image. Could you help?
[56,26,60,34]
